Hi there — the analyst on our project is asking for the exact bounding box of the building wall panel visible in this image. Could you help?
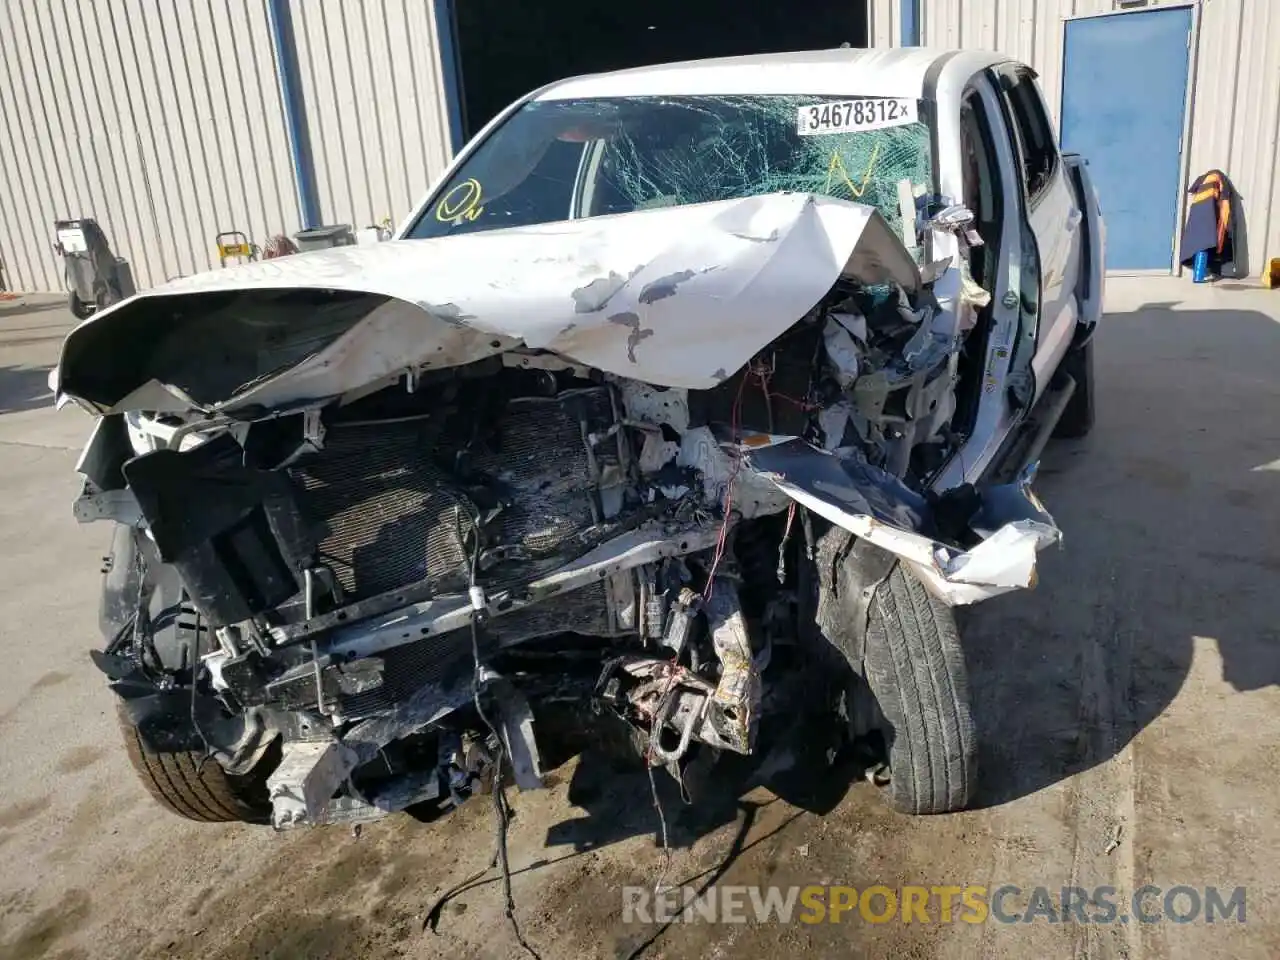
[0,0,457,293]
[0,0,302,291]
[289,0,455,233]
[1186,0,1280,274]
[869,0,900,47]
[3,1,1274,289]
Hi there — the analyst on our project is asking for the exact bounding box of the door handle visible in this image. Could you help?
[1066,209,1083,232]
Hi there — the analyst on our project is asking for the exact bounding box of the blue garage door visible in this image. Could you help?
[1061,7,1192,271]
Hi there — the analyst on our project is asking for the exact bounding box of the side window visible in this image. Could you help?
[960,91,999,239]
[959,89,1002,287]
[1000,69,1059,205]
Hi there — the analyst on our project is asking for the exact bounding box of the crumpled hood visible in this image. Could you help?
[54,192,920,415]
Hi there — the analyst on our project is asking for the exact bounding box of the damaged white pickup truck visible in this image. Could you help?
[57,49,1102,826]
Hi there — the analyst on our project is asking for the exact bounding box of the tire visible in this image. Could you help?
[68,291,94,320]
[1053,337,1095,439]
[119,711,273,824]
[862,564,977,815]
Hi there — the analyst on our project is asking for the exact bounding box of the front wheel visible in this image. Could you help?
[118,709,273,824]
[861,564,977,814]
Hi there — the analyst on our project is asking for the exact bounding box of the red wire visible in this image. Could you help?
[769,391,817,411]
[748,355,817,412]
[702,369,748,598]
[703,357,816,597]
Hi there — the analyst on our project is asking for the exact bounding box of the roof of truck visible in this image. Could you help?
[538,48,1010,102]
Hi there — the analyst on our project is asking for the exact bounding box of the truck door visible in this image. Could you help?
[992,65,1082,403]
[932,73,1038,490]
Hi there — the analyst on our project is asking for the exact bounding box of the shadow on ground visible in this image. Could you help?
[0,365,53,414]
[545,698,862,855]
[0,299,65,318]
[965,301,1280,807]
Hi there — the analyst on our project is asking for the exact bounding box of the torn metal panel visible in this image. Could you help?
[266,677,475,827]
[823,313,864,388]
[637,432,681,473]
[703,579,761,754]
[970,464,1057,534]
[485,677,544,791]
[743,438,929,530]
[614,379,691,433]
[72,489,142,526]
[742,439,1060,604]
[75,414,131,491]
[55,193,921,414]
[341,679,476,766]
[677,427,792,518]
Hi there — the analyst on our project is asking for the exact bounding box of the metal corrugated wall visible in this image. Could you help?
[0,0,457,294]
[868,0,902,46]
[0,0,299,291]
[289,0,456,234]
[870,0,1280,276]
[1188,0,1280,276]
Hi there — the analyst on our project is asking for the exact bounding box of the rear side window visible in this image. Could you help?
[1000,70,1058,204]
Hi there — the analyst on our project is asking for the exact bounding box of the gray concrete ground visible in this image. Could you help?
[0,278,1277,959]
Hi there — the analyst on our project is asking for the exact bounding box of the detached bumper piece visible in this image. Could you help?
[265,672,472,827]
[742,439,1060,605]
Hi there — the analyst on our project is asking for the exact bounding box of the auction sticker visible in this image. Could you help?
[796,98,917,135]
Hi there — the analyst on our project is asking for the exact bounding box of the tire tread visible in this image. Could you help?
[119,713,270,824]
[863,564,976,814]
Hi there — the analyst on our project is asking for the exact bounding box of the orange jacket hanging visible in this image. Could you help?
[1178,169,1242,277]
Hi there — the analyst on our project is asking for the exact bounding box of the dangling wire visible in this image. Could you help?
[452,505,543,960]
[646,761,674,895]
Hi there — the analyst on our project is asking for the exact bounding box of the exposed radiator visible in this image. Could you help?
[341,629,474,718]
[289,421,476,601]
[466,388,613,584]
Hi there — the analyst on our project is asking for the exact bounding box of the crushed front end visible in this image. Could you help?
[63,194,1059,827]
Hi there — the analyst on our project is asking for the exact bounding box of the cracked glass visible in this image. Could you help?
[407,95,932,242]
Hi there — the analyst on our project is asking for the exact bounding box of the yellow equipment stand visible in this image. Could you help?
[216,230,257,268]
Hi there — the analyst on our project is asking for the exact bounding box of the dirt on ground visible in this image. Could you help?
[1,278,1278,959]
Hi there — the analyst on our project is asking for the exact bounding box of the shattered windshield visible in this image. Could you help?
[406,94,933,242]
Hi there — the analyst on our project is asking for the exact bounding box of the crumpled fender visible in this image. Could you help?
[741,438,1059,604]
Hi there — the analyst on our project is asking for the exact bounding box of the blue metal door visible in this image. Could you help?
[1061,7,1192,271]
